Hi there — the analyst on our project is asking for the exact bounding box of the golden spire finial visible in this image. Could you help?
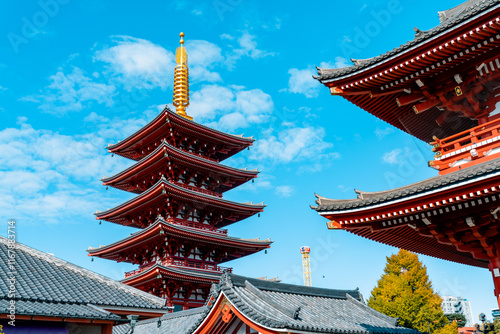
[173,32,192,120]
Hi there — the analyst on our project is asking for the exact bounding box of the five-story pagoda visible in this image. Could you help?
[88,33,272,311]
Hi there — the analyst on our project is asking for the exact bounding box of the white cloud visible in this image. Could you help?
[235,173,273,193]
[95,36,227,89]
[251,125,336,164]
[21,67,115,116]
[0,115,149,224]
[320,58,350,69]
[95,36,175,90]
[220,33,234,40]
[0,85,6,91]
[286,58,349,98]
[185,40,224,83]
[226,32,275,69]
[287,67,319,98]
[235,32,274,59]
[0,116,144,181]
[375,127,394,140]
[275,185,294,197]
[382,149,402,164]
[189,85,273,131]
[191,9,202,15]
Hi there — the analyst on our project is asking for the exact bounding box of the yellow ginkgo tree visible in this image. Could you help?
[368,249,447,333]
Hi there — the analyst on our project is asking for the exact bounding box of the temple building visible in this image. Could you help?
[89,33,271,311]
[114,273,418,334]
[0,236,168,334]
[311,0,500,306]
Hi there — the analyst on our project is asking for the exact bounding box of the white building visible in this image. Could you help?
[441,296,473,327]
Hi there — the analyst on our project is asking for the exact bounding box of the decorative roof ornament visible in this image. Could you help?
[173,32,192,120]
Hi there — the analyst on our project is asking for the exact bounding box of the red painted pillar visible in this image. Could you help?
[488,258,500,308]
[166,298,174,313]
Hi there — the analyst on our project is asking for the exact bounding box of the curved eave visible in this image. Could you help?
[107,107,254,161]
[102,142,258,194]
[120,263,221,286]
[87,219,272,262]
[348,225,488,269]
[314,158,500,215]
[312,161,500,269]
[95,179,265,225]
[165,108,254,144]
[192,274,415,334]
[316,2,500,84]
[315,8,500,143]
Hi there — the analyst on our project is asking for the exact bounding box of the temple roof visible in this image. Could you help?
[107,107,254,162]
[113,307,207,334]
[102,141,258,194]
[315,0,499,82]
[313,0,500,143]
[95,178,265,228]
[312,157,500,212]
[121,263,222,285]
[120,273,418,334]
[0,236,167,320]
[87,218,272,263]
[311,158,500,269]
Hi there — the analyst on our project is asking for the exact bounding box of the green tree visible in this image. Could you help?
[367,249,446,332]
[445,314,466,328]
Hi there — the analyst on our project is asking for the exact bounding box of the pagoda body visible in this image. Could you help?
[312,1,500,306]
[89,34,271,311]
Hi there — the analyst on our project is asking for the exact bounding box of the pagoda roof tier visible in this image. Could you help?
[312,158,500,268]
[102,141,258,194]
[95,178,265,228]
[87,218,272,264]
[121,263,221,287]
[314,1,500,142]
[107,107,254,162]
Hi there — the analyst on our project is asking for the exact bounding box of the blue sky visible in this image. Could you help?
[1,0,495,319]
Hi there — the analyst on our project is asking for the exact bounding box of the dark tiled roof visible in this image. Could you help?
[193,273,417,334]
[95,177,265,218]
[207,273,417,333]
[106,106,254,152]
[0,236,167,320]
[113,307,207,334]
[165,107,255,142]
[0,299,120,320]
[121,273,417,334]
[315,0,500,81]
[312,158,500,212]
[120,263,222,284]
[88,218,272,256]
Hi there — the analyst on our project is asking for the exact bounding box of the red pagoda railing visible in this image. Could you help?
[166,218,228,235]
[162,257,232,272]
[124,258,232,278]
[429,117,500,174]
[124,267,149,278]
[173,181,222,198]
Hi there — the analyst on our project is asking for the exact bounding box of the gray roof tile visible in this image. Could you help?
[313,158,500,212]
[0,236,167,320]
[124,273,419,333]
[315,0,500,81]
[113,307,207,334]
